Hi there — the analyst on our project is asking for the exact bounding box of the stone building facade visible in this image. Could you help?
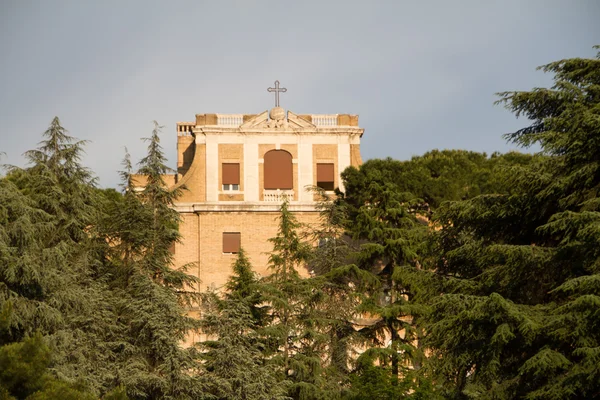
[168,106,364,293]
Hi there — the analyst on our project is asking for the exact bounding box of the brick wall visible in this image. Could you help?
[174,210,321,293]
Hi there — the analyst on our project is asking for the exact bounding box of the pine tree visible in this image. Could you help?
[423,46,600,399]
[0,117,123,395]
[261,199,335,399]
[305,188,365,395]
[337,163,431,396]
[198,249,285,400]
[99,123,202,399]
[224,248,268,324]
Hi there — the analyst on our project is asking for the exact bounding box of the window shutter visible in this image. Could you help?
[317,163,335,190]
[264,150,293,189]
[222,232,241,253]
[222,163,240,185]
[317,163,334,182]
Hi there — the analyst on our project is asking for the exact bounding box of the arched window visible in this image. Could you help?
[264,150,293,189]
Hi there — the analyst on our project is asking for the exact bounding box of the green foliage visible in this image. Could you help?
[0,332,52,398]
[346,350,439,400]
[341,150,535,213]
[335,158,431,394]
[260,200,340,399]
[423,46,600,399]
[224,248,269,325]
[0,118,195,399]
[199,254,285,400]
[98,123,202,399]
[0,332,97,399]
[0,117,118,394]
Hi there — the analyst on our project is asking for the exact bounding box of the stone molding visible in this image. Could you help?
[174,202,319,213]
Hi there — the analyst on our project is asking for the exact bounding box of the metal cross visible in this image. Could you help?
[267,80,287,107]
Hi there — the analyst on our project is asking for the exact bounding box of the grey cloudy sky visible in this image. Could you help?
[1,1,598,188]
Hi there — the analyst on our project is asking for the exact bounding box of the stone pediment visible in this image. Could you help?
[240,108,316,131]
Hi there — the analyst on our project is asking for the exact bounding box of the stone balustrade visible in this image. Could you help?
[177,122,194,136]
[217,114,244,126]
[263,189,294,202]
[311,114,338,126]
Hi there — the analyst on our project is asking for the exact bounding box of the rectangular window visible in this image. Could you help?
[222,163,240,191]
[222,232,241,253]
[316,163,335,191]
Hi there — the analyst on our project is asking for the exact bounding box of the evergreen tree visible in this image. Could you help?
[341,150,534,213]
[99,123,202,399]
[198,249,285,400]
[423,46,600,399]
[0,117,123,394]
[305,188,365,395]
[338,165,429,394]
[224,248,268,324]
[261,199,335,400]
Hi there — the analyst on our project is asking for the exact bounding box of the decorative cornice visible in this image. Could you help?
[174,202,319,213]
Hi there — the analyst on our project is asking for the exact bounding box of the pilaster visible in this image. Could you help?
[244,142,259,201]
[337,142,351,193]
[205,141,219,202]
[298,138,313,202]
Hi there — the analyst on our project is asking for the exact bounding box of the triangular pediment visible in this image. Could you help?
[287,112,317,129]
[240,109,317,131]
[239,110,269,129]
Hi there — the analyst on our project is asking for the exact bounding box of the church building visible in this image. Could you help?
[168,82,364,292]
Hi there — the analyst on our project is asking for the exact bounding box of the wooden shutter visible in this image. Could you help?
[222,163,240,185]
[317,163,334,182]
[317,163,334,190]
[264,150,293,189]
[222,232,241,253]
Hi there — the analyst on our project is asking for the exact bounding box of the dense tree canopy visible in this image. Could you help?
[1,46,598,399]
[422,46,600,399]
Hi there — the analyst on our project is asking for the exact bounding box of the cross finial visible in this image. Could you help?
[267,80,287,107]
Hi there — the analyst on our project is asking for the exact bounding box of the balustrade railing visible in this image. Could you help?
[312,114,338,126]
[217,114,244,126]
[177,122,194,136]
[263,189,294,202]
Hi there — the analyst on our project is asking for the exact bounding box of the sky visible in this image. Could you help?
[0,1,598,188]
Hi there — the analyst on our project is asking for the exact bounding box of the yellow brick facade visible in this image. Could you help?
[174,212,321,292]
[170,107,364,295]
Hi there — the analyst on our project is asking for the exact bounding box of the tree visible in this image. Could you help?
[99,123,203,399]
[198,249,285,400]
[337,165,430,395]
[423,46,600,399]
[261,199,335,400]
[0,117,123,395]
[224,248,269,325]
[341,151,535,214]
[304,188,364,395]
